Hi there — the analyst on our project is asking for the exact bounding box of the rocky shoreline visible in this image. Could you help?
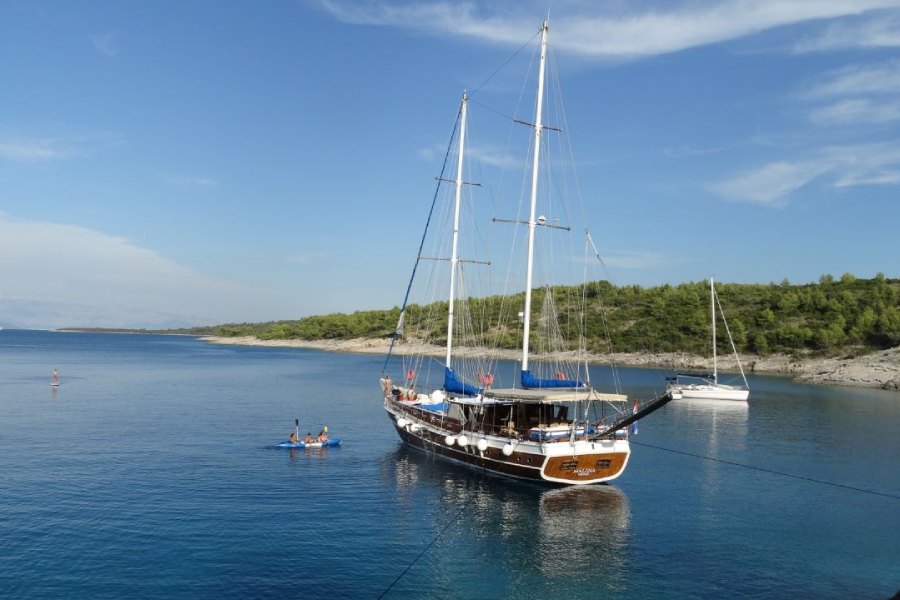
[200,336,900,392]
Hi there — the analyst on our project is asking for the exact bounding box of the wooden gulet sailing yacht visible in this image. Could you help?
[379,21,679,485]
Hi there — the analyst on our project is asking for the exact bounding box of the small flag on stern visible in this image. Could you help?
[630,399,639,435]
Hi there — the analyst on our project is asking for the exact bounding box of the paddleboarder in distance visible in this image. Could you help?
[51,369,60,387]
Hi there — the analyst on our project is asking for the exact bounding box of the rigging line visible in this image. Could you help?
[469,27,541,100]
[585,231,624,395]
[377,482,481,599]
[468,26,543,125]
[468,96,517,124]
[632,441,900,501]
[384,103,462,372]
[713,284,749,385]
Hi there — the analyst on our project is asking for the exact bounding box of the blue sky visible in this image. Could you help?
[1,0,899,329]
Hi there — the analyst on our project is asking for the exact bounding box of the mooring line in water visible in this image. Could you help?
[378,483,478,599]
[633,441,900,500]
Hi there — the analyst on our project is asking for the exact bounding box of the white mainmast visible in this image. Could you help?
[521,20,549,373]
[445,92,468,369]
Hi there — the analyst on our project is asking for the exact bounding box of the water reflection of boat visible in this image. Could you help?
[670,396,749,498]
[669,396,749,449]
[287,446,334,459]
[537,486,630,577]
[385,447,631,582]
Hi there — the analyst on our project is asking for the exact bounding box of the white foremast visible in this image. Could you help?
[521,20,549,373]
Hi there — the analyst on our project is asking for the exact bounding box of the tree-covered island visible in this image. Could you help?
[178,274,899,357]
[64,274,900,390]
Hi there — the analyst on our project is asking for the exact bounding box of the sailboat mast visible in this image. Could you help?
[711,276,717,385]
[445,92,468,369]
[521,20,549,373]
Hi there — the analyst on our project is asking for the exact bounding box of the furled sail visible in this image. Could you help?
[521,369,584,389]
[444,367,480,396]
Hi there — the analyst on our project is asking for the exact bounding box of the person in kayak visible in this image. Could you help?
[289,429,300,444]
[317,426,329,443]
[305,432,314,444]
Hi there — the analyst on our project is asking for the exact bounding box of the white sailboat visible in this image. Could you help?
[378,21,679,485]
[667,277,750,401]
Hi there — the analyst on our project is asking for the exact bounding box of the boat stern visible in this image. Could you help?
[540,440,630,485]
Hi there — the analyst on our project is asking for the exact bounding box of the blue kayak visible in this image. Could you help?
[277,437,341,449]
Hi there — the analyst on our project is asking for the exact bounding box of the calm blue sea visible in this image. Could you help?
[0,329,897,599]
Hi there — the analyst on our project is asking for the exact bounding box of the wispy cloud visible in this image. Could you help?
[810,98,900,125]
[287,252,327,265]
[709,142,900,204]
[833,169,900,186]
[822,142,900,186]
[0,212,274,328]
[416,145,440,162]
[89,32,119,57]
[0,132,123,162]
[161,174,221,188]
[417,141,517,168]
[800,59,900,125]
[793,13,900,52]
[469,144,518,168]
[802,60,900,98]
[599,249,679,270]
[0,137,70,162]
[710,160,830,205]
[664,142,742,158]
[317,0,900,57]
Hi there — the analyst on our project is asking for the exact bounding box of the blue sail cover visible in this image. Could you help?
[521,369,585,389]
[444,367,481,396]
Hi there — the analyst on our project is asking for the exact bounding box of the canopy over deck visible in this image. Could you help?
[482,387,628,404]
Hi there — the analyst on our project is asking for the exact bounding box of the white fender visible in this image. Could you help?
[476,439,488,452]
[457,434,469,447]
[502,443,514,456]
[444,435,456,446]
[396,418,408,428]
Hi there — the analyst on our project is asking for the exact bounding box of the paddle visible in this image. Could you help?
[294,419,299,442]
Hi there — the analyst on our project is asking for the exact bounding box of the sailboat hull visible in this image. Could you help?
[385,398,630,485]
[669,384,749,402]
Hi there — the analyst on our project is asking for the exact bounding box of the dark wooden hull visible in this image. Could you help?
[385,400,630,485]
